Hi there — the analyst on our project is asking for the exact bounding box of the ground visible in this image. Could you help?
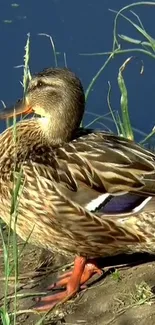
[1,227,155,325]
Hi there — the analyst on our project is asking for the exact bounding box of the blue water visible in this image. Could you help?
[1,0,155,141]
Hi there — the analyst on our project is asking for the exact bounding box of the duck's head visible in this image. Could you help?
[0,68,85,143]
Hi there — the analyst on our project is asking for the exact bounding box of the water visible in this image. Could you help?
[1,0,155,140]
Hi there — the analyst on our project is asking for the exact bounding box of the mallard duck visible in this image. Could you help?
[0,67,155,311]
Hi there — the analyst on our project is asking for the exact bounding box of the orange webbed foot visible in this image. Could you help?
[33,256,102,312]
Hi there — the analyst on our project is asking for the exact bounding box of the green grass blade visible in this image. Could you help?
[107,81,121,135]
[118,34,152,48]
[117,57,134,140]
[85,52,116,101]
[23,33,31,94]
[0,308,11,325]
[140,127,155,144]
[38,33,58,67]
[115,111,125,136]
[130,9,145,29]
[0,225,11,314]
[85,112,112,129]
[111,8,155,53]
[112,2,155,51]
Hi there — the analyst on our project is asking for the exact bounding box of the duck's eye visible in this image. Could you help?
[27,80,44,93]
[37,81,43,88]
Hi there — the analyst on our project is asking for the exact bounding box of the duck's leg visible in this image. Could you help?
[34,256,102,311]
[48,259,102,290]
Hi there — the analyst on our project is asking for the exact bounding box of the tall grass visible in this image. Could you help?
[0,35,31,325]
[82,1,155,144]
[0,2,155,324]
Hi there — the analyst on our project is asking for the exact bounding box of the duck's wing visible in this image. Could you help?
[23,130,155,211]
[55,131,155,193]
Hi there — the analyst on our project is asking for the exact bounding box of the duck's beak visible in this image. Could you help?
[0,98,33,119]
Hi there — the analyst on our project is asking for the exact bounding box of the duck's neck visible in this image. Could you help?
[38,116,75,146]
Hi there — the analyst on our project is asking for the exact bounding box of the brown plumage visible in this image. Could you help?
[0,67,155,311]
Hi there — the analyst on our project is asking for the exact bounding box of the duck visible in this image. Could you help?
[0,67,155,311]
